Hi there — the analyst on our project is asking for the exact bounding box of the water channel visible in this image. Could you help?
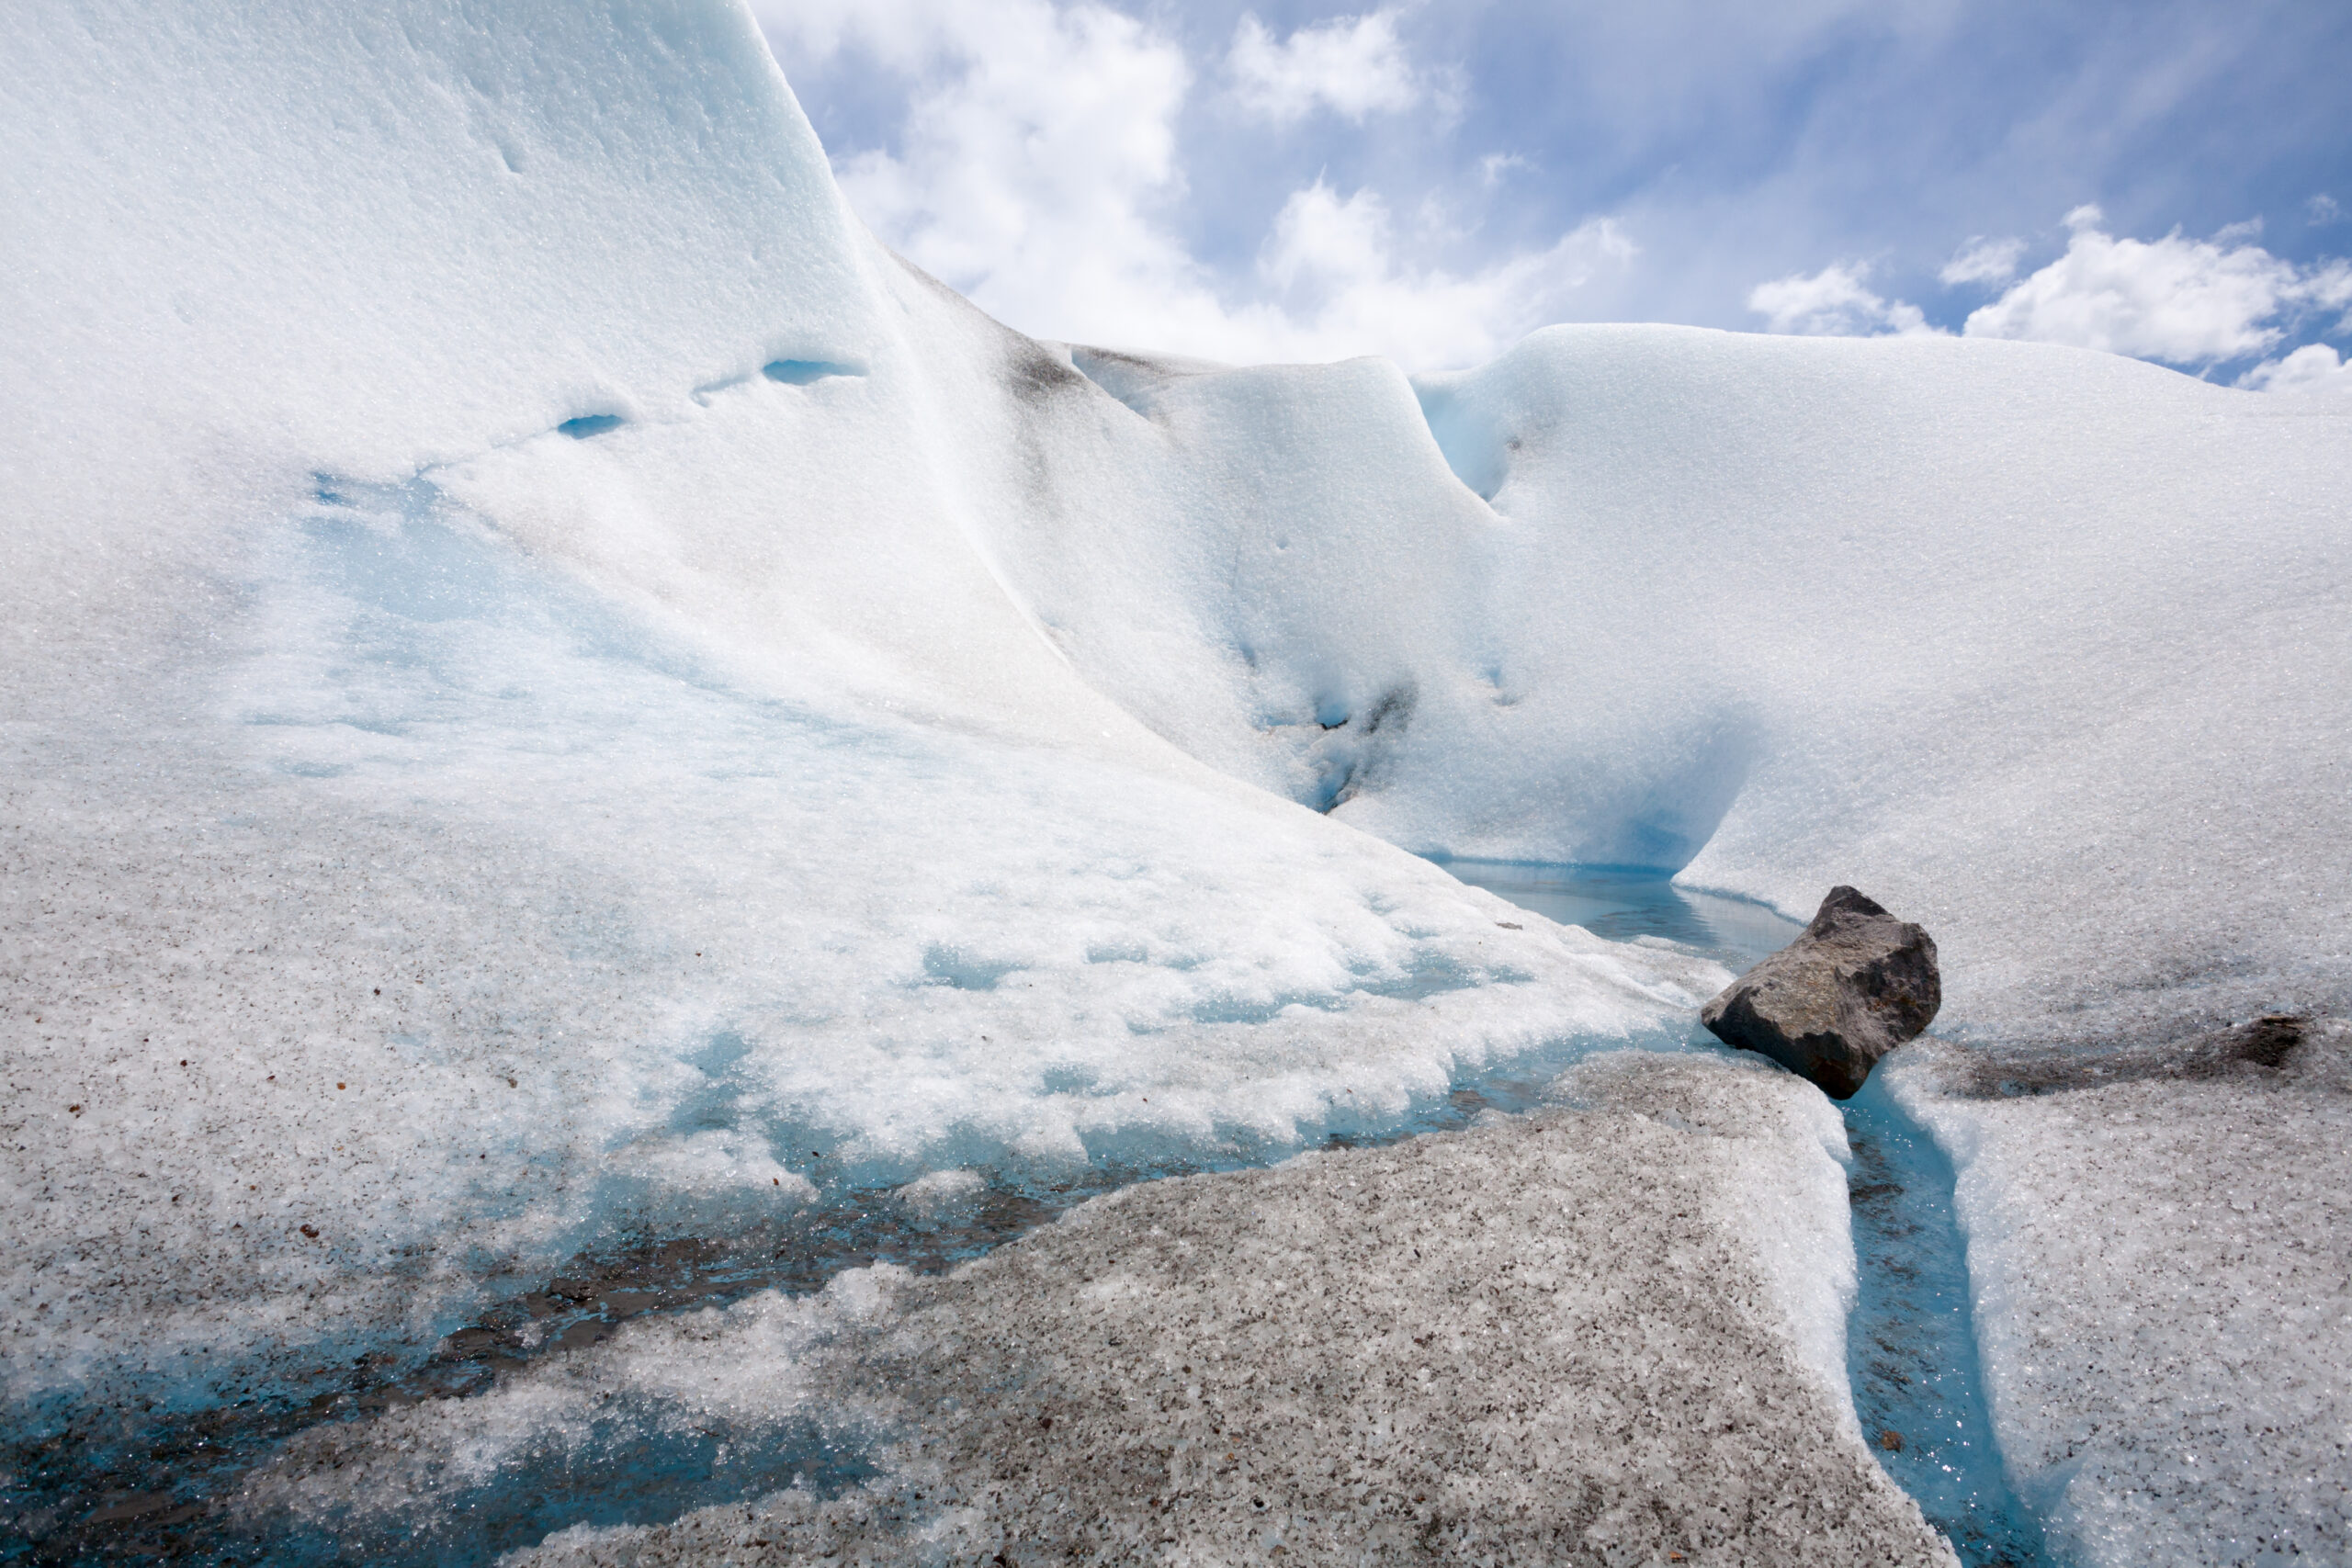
[9,863,2042,1565]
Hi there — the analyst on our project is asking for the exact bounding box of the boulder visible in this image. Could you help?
[1701,886,1940,1098]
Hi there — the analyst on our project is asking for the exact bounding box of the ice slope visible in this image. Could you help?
[0,0,1721,1427]
[969,325,2352,1046]
[1413,330,2352,1043]
[2,0,881,662]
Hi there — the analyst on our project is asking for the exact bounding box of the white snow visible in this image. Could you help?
[6,1,2351,1561]
[0,0,1720,1419]
[1,0,888,700]
[982,322,2352,1045]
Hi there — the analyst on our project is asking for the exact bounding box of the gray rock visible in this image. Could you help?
[1702,886,1939,1098]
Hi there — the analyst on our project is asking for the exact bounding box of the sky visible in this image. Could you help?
[750,0,2352,388]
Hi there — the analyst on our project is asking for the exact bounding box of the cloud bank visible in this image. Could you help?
[2239,344,2352,396]
[1962,207,2352,367]
[1747,264,1931,337]
[754,0,1626,368]
[1225,8,1422,127]
[757,1,2352,384]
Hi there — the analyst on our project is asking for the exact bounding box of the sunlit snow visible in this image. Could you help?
[4,2,2348,1564]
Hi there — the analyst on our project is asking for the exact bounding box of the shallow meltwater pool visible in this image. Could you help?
[1431,858,1806,966]
[12,864,2042,1567]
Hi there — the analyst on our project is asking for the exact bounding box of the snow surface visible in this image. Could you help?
[0,0,1721,1422]
[1887,1030,2352,1566]
[248,1053,1950,1566]
[992,325,2352,1045]
[6,0,2351,1560]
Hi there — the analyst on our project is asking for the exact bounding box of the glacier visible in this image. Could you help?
[5,1,2348,1563]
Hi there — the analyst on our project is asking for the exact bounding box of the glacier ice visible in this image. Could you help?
[1887,1030,2352,1565]
[252,1054,1951,1567]
[1,0,1722,1428]
[987,321,2352,1043]
[6,456,1724,1420]
[6,0,2351,1560]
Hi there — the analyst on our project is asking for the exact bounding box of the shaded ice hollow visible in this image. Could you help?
[5,1,2350,1563]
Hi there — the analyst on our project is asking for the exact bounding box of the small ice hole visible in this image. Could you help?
[763,360,858,385]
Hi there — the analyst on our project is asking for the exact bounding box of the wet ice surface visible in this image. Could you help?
[0,871,1727,1563]
[1843,1077,2046,1567]
[5,1159,1158,1564]
[1448,868,2045,1565]
[501,1050,1951,1568]
[1889,1028,2352,1567]
[6,867,2037,1567]
[1442,869,2050,1564]
[1432,860,1804,967]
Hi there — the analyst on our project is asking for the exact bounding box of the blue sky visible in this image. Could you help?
[752,1,2352,385]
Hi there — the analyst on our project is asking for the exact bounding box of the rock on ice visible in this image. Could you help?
[1702,886,1940,1097]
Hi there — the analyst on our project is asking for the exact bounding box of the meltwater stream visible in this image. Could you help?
[1842,1076,2047,1567]
[13,864,2041,1566]
[1446,862,2046,1568]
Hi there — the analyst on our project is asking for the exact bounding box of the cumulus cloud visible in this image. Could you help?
[2238,343,2352,395]
[1255,182,1635,367]
[1747,263,1932,337]
[752,0,1629,368]
[795,0,1204,340]
[2308,194,2345,227]
[1226,10,1421,126]
[1962,205,2352,366]
[1939,236,2025,287]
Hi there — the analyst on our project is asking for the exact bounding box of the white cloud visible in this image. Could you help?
[759,0,1221,349]
[1962,205,2352,366]
[1939,235,2025,287]
[1226,10,1420,126]
[1747,262,1933,337]
[2238,343,2352,396]
[2309,194,2345,227]
[1253,181,1636,367]
[752,0,1631,369]
[1478,152,1532,188]
[1261,181,1395,292]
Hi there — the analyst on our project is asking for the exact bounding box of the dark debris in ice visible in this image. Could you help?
[1948,1012,2348,1099]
